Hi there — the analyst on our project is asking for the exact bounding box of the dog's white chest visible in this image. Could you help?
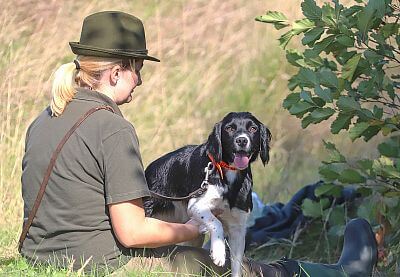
[200,184,227,209]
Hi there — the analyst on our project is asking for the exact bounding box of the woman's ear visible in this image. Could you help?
[110,65,121,85]
[259,124,272,166]
[207,122,222,162]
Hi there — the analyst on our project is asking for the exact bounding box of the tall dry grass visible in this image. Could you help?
[0,0,379,261]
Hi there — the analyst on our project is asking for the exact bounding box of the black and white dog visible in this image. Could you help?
[144,112,271,277]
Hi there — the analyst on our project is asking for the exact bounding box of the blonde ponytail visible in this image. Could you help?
[50,56,134,116]
[50,62,78,116]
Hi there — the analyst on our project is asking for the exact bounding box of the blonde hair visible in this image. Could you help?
[50,56,134,116]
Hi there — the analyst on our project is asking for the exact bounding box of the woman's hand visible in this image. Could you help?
[186,218,208,234]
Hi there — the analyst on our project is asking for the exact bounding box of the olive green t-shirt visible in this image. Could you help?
[21,88,150,272]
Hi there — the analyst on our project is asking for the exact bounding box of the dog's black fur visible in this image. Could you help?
[144,112,271,217]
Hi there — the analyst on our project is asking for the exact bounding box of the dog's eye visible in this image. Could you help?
[225,126,235,132]
[249,126,258,133]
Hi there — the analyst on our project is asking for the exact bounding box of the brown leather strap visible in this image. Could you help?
[18,105,114,252]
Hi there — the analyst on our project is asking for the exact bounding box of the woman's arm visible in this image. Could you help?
[109,198,200,248]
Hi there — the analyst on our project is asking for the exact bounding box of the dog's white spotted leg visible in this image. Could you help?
[227,208,249,277]
[188,198,226,267]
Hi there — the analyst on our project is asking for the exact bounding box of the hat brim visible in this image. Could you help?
[69,42,160,62]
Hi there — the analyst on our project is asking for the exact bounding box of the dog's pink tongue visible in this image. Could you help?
[234,154,249,169]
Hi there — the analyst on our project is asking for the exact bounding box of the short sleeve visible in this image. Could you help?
[103,127,150,204]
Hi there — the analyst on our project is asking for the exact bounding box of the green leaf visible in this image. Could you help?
[379,23,399,39]
[358,159,373,171]
[297,68,318,87]
[255,11,289,29]
[301,107,335,128]
[315,85,333,103]
[315,183,342,197]
[313,35,335,54]
[373,106,383,119]
[375,157,400,179]
[283,93,300,109]
[304,55,325,67]
[357,4,375,41]
[289,101,316,115]
[319,68,339,88]
[337,51,357,66]
[300,90,314,103]
[279,30,295,49]
[288,76,299,91]
[337,96,361,112]
[336,35,354,47]
[302,199,322,218]
[378,165,400,179]
[362,125,381,141]
[323,141,346,163]
[369,0,386,19]
[349,122,370,141]
[357,108,374,121]
[302,27,325,45]
[338,169,366,183]
[342,5,363,17]
[378,137,400,158]
[364,49,382,64]
[312,97,326,107]
[342,53,361,81]
[310,107,335,122]
[319,163,343,180]
[286,49,307,67]
[331,113,353,134]
[293,19,315,35]
[301,0,322,21]
[321,3,336,27]
[301,114,315,129]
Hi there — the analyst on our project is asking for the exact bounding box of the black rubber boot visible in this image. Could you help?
[282,218,378,277]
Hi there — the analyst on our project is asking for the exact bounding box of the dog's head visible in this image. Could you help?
[207,112,271,170]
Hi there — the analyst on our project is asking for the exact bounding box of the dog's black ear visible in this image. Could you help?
[207,122,222,161]
[259,124,272,166]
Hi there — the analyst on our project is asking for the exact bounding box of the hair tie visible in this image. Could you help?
[73,59,81,70]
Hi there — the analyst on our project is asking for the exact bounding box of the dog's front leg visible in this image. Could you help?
[226,208,249,277]
[188,198,226,267]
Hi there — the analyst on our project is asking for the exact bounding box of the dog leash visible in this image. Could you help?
[149,162,214,201]
[18,105,114,252]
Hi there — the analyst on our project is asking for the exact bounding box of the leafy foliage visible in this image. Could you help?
[257,0,400,271]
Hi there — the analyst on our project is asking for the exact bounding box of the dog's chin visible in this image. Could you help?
[232,152,253,170]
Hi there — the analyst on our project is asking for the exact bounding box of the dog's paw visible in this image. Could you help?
[210,239,226,267]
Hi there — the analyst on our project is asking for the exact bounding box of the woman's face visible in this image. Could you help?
[114,59,144,105]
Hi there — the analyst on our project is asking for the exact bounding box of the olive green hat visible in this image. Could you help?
[69,11,160,62]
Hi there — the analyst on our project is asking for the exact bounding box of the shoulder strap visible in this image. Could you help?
[18,105,114,252]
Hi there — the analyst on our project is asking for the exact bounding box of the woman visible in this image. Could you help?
[20,10,202,273]
[20,11,377,276]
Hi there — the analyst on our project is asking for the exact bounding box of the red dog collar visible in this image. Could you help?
[207,153,238,180]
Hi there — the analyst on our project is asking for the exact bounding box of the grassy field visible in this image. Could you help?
[0,0,382,275]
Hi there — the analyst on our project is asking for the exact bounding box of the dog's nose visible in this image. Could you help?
[235,137,248,147]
